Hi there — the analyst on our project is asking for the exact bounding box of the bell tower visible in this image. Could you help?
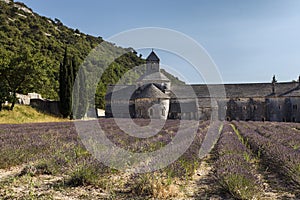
[146,50,160,74]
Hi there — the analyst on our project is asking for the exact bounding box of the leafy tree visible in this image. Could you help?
[0,47,44,110]
[0,50,10,111]
[0,80,9,111]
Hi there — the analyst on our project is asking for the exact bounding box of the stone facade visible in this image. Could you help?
[16,92,42,105]
[135,98,170,119]
[30,99,60,116]
[215,83,300,122]
[105,51,300,122]
[15,92,60,116]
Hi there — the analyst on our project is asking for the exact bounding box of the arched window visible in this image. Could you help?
[190,112,194,119]
[149,108,153,116]
[162,107,166,116]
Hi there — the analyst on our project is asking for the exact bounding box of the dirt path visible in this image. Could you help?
[181,154,299,200]
[1,161,299,199]
[183,154,233,200]
[0,165,23,181]
[256,165,299,199]
[0,165,110,199]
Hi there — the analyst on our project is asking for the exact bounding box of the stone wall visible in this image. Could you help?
[105,100,135,118]
[169,99,199,120]
[223,98,266,121]
[220,97,300,122]
[30,99,60,116]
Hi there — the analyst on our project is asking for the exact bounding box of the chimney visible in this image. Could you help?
[272,75,277,94]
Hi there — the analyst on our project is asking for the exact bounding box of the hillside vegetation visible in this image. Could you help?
[0,0,184,111]
[0,0,103,100]
[0,105,66,124]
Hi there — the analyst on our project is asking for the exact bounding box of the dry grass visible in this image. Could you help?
[132,173,183,199]
[0,105,67,124]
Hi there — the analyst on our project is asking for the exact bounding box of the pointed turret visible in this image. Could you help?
[146,50,160,62]
[146,50,160,74]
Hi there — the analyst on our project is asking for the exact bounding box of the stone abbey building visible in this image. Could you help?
[105,51,300,122]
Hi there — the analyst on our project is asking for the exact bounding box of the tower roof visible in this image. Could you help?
[146,50,160,62]
[135,84,170,99]
[137,71,170,83]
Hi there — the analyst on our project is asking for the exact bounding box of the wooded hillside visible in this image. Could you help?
[0,0,184,110]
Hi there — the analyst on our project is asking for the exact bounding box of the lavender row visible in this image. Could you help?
[243,121,300,151]
[80,119,210,178]
[214,124,262,199]
[0,119,210,180]
[233,121,300,186]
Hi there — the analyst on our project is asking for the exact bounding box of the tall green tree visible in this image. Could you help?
[0,47,44,110]
[59,47,71,118]
[73,68,88,119]
[59,47,79,119]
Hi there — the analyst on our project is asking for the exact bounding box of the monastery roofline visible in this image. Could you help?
[108,81,298,87]
[108,81,299,87]
[191,81,299,86]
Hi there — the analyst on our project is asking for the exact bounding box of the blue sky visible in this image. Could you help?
[18,0,300,84]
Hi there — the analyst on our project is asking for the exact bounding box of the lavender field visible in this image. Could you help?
[0,119,299,199]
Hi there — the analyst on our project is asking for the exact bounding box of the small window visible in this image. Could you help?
[224,106,227,110]
[162,107,166,116]
[293,104,298,110]
[149,108,153,116]
[254,105,257,110]
[243,106,247,110]
[278,105,281,110]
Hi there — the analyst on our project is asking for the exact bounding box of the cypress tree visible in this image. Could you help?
[73,68,88,119]
[79,68,88,118]
[59,47,73,118]
[67,58,73,119]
